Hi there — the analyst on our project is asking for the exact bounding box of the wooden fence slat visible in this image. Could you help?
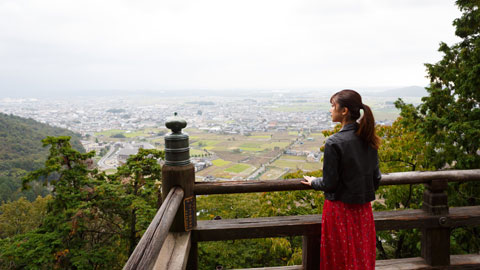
[154,231,191,270]
[193,206,480,242]
[124,187,184,270]
[194,169,480,195]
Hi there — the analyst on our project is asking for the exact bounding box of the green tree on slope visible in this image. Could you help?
[0,137,164,269]
[395,0,480,255]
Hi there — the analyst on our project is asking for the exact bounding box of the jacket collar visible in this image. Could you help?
[339,122,358,133]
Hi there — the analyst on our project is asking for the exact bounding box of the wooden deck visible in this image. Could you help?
[230,254,480,270]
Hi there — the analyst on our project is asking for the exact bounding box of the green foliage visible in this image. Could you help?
[109,148,164,254]
[0,196,50,239]
[259,170,324,217]
[0,137,164,269]
[106,109,126,113]
[196,170,322,269]
[395,1,480,170]
[111,133,126,138]
[0,113,84,176]
[393,0,480,256]
[199,238,301,269]
[0,113,84,203]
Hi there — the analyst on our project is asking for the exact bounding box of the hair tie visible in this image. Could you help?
[357,107,364,123]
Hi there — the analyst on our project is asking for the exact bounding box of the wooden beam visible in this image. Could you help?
[193,206,480,242]
[194,214,320,242]
[232,266,303,270]
[302,235,320,270]
[154,232,191,270]
[376,254,480,270]
[228,255,480,270]
[194,179,310,195]
[124,187,184,270]
[194,169,480,195]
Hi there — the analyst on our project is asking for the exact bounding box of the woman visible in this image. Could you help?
[302,89,381,270]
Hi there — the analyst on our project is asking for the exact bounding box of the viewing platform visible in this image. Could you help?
[124,116,480,270]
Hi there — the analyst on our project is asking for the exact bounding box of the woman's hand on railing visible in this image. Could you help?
[302,175,315,186]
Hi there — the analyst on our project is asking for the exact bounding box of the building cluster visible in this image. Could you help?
[0,95,394,174]
[0,96,338,137]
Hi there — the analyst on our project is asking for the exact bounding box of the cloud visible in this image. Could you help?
[0,0,462,94]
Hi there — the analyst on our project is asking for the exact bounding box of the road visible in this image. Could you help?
[97,146,117,170]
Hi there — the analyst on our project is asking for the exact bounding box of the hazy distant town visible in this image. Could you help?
[0,89,423,181]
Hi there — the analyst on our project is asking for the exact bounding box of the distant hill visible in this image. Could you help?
[0,113,84,202]
[364,86,428,98]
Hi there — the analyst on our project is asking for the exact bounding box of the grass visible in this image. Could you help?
[272,157,322,171]
[190,148,207,156]
[250,135,271,139]
[236,142,290,152]
[240,142,262,148]
[300,162,322,171]
[281,155,306,161]
[212,159,231,167]
[265,142,290,148]
[272,159,301,169]
[191,140,221,147]
[95,129,126,137]
[260,167,286,180]
[238,142,263,151]
[95,128,164,138]
[123,131,148,138]
[225,163,251,173]
[104,168,117,175]
[239,147,263,152]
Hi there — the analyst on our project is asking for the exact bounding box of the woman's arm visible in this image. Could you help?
[302,140,340,192]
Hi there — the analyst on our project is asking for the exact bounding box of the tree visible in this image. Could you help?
[394,0,480,255]
[373,122,430,259]
[0,137,167,269]
[396,0,480,170]
[0,196,50,239]
[109,148,164,255]
[0,137,124,269]
[196,189,309,269]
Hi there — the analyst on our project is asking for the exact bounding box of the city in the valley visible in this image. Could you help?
[0,90,421,181]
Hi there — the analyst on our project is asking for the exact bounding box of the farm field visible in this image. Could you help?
[271,155,322,172]
[188,129,302,179]
[95,127,167,139]
[95,127,325,180]
[259,167,287,180]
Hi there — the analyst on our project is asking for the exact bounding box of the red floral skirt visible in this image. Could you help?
[320,200,376,270]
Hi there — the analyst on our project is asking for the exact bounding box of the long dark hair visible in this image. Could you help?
[330,89,381,149]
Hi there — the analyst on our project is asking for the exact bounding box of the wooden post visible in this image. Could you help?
[162,164,196,232]
[162,113,198,269]
[302,234,321,270]
[421,179,450,266]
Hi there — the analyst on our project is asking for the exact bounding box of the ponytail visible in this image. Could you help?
[330,89,381,150]
[356,104,381,149]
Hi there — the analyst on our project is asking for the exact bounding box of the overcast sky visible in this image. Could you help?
[0,0,462,96]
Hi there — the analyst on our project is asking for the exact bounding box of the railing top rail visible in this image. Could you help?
[194,169,480,195]
[123,186,184,270]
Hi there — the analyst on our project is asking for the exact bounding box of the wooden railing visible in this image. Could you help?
[125,169,480,270]
[124,186,184,270]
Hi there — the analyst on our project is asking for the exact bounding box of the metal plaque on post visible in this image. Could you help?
[183,196,196,231]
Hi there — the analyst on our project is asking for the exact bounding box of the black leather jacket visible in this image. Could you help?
[311,123,381,204]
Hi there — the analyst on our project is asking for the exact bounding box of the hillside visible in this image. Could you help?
[0,113,84,202]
